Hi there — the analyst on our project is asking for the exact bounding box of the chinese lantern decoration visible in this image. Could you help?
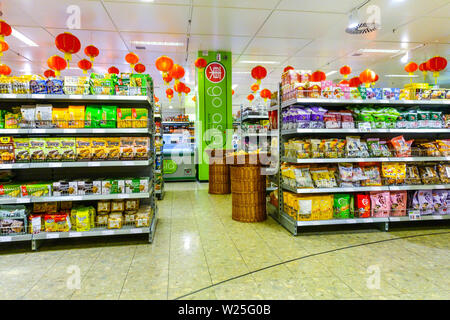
[0,20,12,41]
[419,62,429,82]
[260,88,271,102]
[108,66,119,75]
[192,96,196,102]
[125,52,139,70]
[47,55,67,77]
[404,62,418,83]
[78,59,92,74]
[44,69,56,78]
[371,74,379,87]
[232,89,235,95]
[284,66,294,73]
[0,41,8,57]
[310,70,326,82]
[174,81,186,100]
[194,57,207,71]
[251,65,267,85]
[162,73,172,86]
[426,56,447,85]
[84,45,99,62]
[339,79,349,85]
[155,55,174,78]
[250,83,259,93]
[134,63,146,74]
[339,65,351,79]
[55,32,81,67]
[349,77,362,88]
[184,86,191,94]
[169,64,185,85]
[166,88,174,102]
[154,96,159,103]
[0,64,11,77]
[247,94,254,103]
[359,69,376,87]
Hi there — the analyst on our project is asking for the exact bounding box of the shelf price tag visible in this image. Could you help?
[16,198,30,204]
[390,217,400,222]
[88,162,101,167]
[358,123,371,132]
[408,210,421,220]
[0,236,12,242]
[101,230,114,235]
[49,163,62,168]
[46,233,60,239]
[130,228,143,234]
[69,232,82,238]
[117,194,128,199]
[92,129,106,133]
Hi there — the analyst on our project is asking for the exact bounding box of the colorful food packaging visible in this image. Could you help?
[390,191,407,216]
[318,194,334,220]
[432,190,449,215]
[68,105,85,128]
[405,165,421,185]
[117,108,133,128]
[133,137,149,160]
[0,136,15,163]
[85,106,102,128]
[90,137,107,161]
[120,137,134,160]
[76,138,91,161]
[60,138,76,162]
[390,135,411,157]
[35,104,52,128]
[105,137,120,161]
[107,213,123,229]
[356,194,370,218]
[135,213,150,227]
[44,214,70,232]
[334,194,350,219]
[111,200,124,212]
[46,79,64,94]
[100,106,117,128]
[20,105,36,128]
[417,190,434,215]
[310,167,336,188]
[75,207,90,232]
[97,200,111,214]
[419,165,440,184]
[52,108,69,128]
[438,163,450,183]
[361,165,382,186]
[0,184,21,198]
[29,138,45,162]
[45,138,62,162]
[132,108,148,128]
[4,111,20,129]
[370,191,391,217]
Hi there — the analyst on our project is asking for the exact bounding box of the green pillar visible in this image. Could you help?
[196,51,233,181]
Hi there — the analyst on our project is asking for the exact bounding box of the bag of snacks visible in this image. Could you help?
[419,165,440,184]
[390,191,407,216]
[417,190,434,215]
[361,165,382,186]
[370,191,391,217]
[334,194,350,219]
[405,165,422,185]
[346,136,361,158]
[356,194,370,218]
[436,140,450,156]
[293,166,314,188]
[432,190,449,215]
[310,167,336,188]
[438,163,450,183]
[367,138,381,157]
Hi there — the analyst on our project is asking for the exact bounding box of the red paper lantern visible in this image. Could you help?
[339,65,352,79]
[232,89,235,95]
[125,52,139,69]
[155,55,174,77]
[426,56,447,84]
[154,96,159,103]
[0,41,8,57]
[44,69,56,78]
[0,64,11,76]
[55,32,81,67]
[247,94,255,102]
[284,66,294,73]
[184,86,191,94]
[47,55,67,76]
[78,59,92,74]
[194,58,207,70]
[108,66,119,74]
[0,20,12,41]
[174,82,186,100]
[359,69,376,87]
[404,62,418,74]
[339,79,350,85]
[84,45,99,62]
[374,74,379,82]
[250,83,259,93]
[163,73,173,86]
[419,62,429,82]
[251,66,267,85]
[169,64,185,84]
[166,88,174,102]
[310,70,326,82]
[349,77,362,88]
[134,63,146,74]
[260,88,271,102]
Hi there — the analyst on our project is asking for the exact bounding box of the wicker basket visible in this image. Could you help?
[231,191,266,206]
[232,203,266,222]
[207,149,232,195]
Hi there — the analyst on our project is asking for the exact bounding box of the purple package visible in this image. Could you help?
[432,190,449,215]
[418,190,434,215]
[296,108,310,128]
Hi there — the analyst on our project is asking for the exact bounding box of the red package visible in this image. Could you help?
[390,191,407,216]
[390,135,413,157]
[356,194,370,218]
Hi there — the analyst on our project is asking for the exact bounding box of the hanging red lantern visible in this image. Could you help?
[166,88,174,102]
[194,57,207,70]
[125,52,139,69]
[169,64,185,84]
[155,55,174,77]
[174,82,186,100]
[154,96,159,103]
[247,94,255,103]
[250,83,259,93]
[0,41,8,57]
[251,66,267,85]
[134,63,146,74]
[260,89,271,102]
[0,20,12,41]
[426,56,447,85]
[404,62,418,76]
[359,69,376,87]
[55,32,81,67]
[162,73,173,86]
[232,89,235,95]
[108,66,119,75]
[419,62,429,82]
[192,96,197,102]
[84,45,99,62]
[184,86,191,94]
[349,77,362,88]
[44,69,56,78]
[78,59,92,74]
[339,65,352,79]
[47,55,67,77]
[310,70,326,82]
[284,66,294,73]
[339,79,350,85]
[371,74,379,87]
[0,64,11,76]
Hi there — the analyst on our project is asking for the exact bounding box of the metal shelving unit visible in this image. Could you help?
[0,91,158,249]
[269,84,450,235]
[154,109,164,200]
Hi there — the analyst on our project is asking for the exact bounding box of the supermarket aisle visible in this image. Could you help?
[1,181,449,300]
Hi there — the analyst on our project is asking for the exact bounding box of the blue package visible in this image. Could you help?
[366,88,376,100]
[46,79,64,94]
[392,88,400,100]
[29,80,47,94]
[374,88,383,100]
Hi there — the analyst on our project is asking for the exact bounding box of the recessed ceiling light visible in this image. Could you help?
[140,0,155,2]
[240,60,279,64]
[169,105,173,109]
[325,70,337,76]
[131,40,183,47]
[11,28,38,47]
[359,49,401,53]
[385,74,418,77]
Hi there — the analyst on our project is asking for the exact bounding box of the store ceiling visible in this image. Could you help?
[1,0,449,112]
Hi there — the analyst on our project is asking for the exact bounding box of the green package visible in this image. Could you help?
[46,138,62,162]
[349,194,355,218]
[0,110,5,128]
[14,138,30,163]
[60,137,76,161]
[89,73,116,95]
[29,138,46,162]
[23,183,51,197]
[0,184,21,198]
[334,194,350,219]
[100,106,117,128]
[85,106,102,128]
[358,86,367,100]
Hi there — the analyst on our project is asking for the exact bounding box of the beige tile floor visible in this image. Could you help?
[1,182,449,300]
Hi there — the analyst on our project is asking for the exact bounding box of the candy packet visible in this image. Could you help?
[370,191,391,217]
[390,191,407,216]
[356,194,371,218]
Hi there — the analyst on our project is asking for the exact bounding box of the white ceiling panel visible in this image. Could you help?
[235,54,289,68]
[278,0,363,13]
[193,0,279,9]
[257,11,345,39]
[6,27,55,49]
[295,38,370,58]
[191,7,271,36]
[284,56,333,71]
[0,1,40,27]
[105,0,192,4]
[105,2,190,33]
[188,35,251,54]
[244,37,311,56]
[14,0,115,30]
[425,3,450,18]
[121,32,187,53]
[370,0,449,18]
[46,29,128,51]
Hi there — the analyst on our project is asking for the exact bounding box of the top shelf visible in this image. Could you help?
[0,94,152,105]
[281,98,450,108]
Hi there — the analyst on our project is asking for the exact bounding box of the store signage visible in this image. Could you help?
[163,159,178,174]
[205,62,226,83]
[408,210,421,220]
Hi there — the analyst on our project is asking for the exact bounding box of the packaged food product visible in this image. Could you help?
[100,106,117,128]
[336,139,346,158]
[92,180,101,195]
[105,137,120,161]
[68,106,85,128]
[120,137,134,160]
[117,108,133,128]
[52,108,69,128]
[124,178,149,193]
[96,214,108,226]
[44,214,70,232]
[367,138,381,157]
[0,137,15,163]
[125,199,139,211]
[417,190,434,215]
[97,200,111,213]
[77,180,94,195]
[356,194,370,218]
[75,207,90,232]
[29,138,45,162]
[323,139,338,158]
[438,163,450,183]
[334,194,350,219]
[432,190,449,215]
[338,163,353,185]
[379,141,392,157]
[135,213,150,227]
[12,138,29,163]
[46,79,64,94]
[111,200,124,212]
[436,140,450,156]
[90,138,107,161]
[390,135,410,157]
[310,167,336,188]
[0,184,21,198]
[370,191,391,217]
[361,165,382,186]
[390,191,407,216]
[132,108,148,128]
[60,138,76,162]
[29,79,47,94]
[133,137,149,160]
[76,138,91,161]
[107,214,122,229]
[419,165,440,184]
[318,194,334,220]
[4,111,20,129]
[20,105,36,128]
[35,104,53,128]
[45,138,62,162]
[309,139,323,158]
[85,106,102,128]
[346,136,361,158]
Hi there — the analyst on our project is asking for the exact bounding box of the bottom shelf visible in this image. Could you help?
[33,225,150,240]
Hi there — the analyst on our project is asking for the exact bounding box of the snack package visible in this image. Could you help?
[133,137,149,160]
[390,135,411,157]
[438,163,450,183]
[323,139,338,158]
[436,140,450,156]
[35,104,53,128]
[107,214,123,229]
[417,190,434,215]
[120,137,134,160]
[135,213,150,227]
[5,111,20,129]
[46,79,64,94]
[20,105,36,128]
[356,194,370,218]
[90,138,107,161]
[379,141,392,157]
[68,106,85,128]
[367,138,381,157]
[334,194,350,219]
[310,167,336,188]
[338,163,354,186]
[75,207,90,232]
[105,137,120,161]
[97,200,111,214]
[361,165,382,186]
[405,165,422,185]
[124,178,149,193]
[45,138,62,162]
[76,138,91,161]
[370,191,391,217]
[390,191,407,216]
[96,214,108,226]
[29,80,47,94]
[132,108,148,128]
[111,200,125,212]
[0,184,21,198]
[60,138,76,162]
[346,136,361,158]
[52,107,69,128]
[29,138,45,162]
[44,214,70,232]
[318,194,334,220]
[432,190,449,215]
[100,106,117,128]
[85,106,102,128]
[0,137,15,164]
[419,165,440,184]
[117,108,133,128]
[309,139,323,158]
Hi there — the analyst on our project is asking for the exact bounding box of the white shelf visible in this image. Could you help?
[162,121,191,125]
[268,105,279,111]
[33,225,150,240]
[282,184,389,194]
[389,184,450,191]
[389,214,450,222]
[282,128,450,135]
[1,160,151,169]
[281,98,450,108]
[0,234,32,243]
[295,216,389,226]
[281,156,450,164]
[0,128,149,135]
[0,93,151,104]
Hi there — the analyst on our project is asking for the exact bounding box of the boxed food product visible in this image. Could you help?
[29,138,45,162]
[29,80,47,94]
[124,212,136,224]
[133,137,149,160]
[100,106,117,128]
[90,73,116,95]
[60,201,72,210]
[0,137,15,163]
[44,214,70,232]
[117,108,133,128]
[105,138,120,161]
[0,184,21,198]
[20,105,36,128]
[60,138,76,162]
[46,79,64,94]
[108,213,122,229]
[97,200,111,213]
[93,180,101,195]
[76,138,91,161]
[45,138,62,162]
[85,106,102,128]
[132,108,148,128]
[96,214,108,225]
[52,108,69,128]
[13,138,30,163]
[101,179,123,194]
[135,212,150,227]
[21,183,51,197]
[111,200,124,212]
[90,137,107,161]
[125,199,139,211]
[77,180,94,195]
[120,137,134,160]
[68,106,85,128]
[35,104,53,128]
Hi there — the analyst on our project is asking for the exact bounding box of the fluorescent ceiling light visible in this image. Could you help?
[11,28,38,47]
[359,49,401,53]
[232,84,238,90]
[348,9,359,29]
[169,105,173,109]
[400,51,409,63]
[132,40,183,47]
[240,60,279,64]
[325,70,337,76]
[140,0,155,2]
[385,74,418,77]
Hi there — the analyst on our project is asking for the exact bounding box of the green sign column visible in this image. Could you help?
[196,51,233,181]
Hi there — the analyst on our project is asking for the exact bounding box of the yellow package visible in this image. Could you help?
[117,108,133,128]
[310,196,321,221]
[88,206,95,228]
[91,137,107,161]
[319,195,334,220]
[70,207,77,230]
[105,137,120,161]
[75,207,90,232]
[52,108,69,128]
[296,196,312,221]
[68,105,85,128]
[132,108,148,128]
[76,137,91,161]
